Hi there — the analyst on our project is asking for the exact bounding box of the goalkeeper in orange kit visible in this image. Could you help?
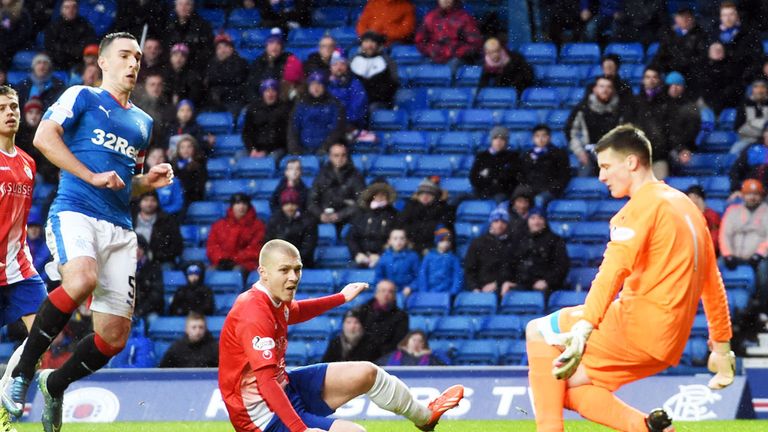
[525,124,736,432]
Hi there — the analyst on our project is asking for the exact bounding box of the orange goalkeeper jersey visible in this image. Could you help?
[583,181,732,365]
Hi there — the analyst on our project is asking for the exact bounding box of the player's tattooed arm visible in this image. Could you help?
[34,120,125,190]
[131,163,174,196]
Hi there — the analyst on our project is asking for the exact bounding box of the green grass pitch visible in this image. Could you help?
[10,420,767,431]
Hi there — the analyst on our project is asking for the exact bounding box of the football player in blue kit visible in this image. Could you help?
[1,32,174,432]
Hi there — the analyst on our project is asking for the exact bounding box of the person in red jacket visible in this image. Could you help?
[207,193,266,272]
[415,0,482,68]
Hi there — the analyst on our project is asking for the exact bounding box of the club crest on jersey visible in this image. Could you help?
[263,350,273,360]
[23,165,32,180]
[284,307,289,322]
[252,336,276,351]
[136,120,148,142]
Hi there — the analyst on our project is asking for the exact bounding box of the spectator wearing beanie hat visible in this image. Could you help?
[398,178,452,254]
[270,158,309,212]
[16,53,65,108]
[169,263,215,317]
[207,193,266,272]
[509,207,569,298]
[164,43,204,107]
[374,228,421,295]
[328,49,369,130]
[350,31,400,110]
[664,71,701,172]
[288,71,346,154]
[356,0,416,45]
[470,125,522,201]
[265,187,319,267]
[206,33,249,114]
[242,78,291,159]
[464,206,515,296]
[247,28,304,100]
[416,225,463,295]
[347,181,399,268]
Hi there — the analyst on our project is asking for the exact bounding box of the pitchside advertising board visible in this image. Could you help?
[21,367,759,423]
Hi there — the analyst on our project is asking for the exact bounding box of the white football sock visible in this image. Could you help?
[366,365,430,425]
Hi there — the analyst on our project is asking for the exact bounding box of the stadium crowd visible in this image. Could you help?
[1,0,768,367]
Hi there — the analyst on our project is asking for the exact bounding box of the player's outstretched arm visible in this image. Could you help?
[288,283,369,325]
[34,120,125,190]
[132,163,174,196]
[340,282,368,302]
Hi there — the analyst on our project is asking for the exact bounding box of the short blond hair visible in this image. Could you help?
[259,239,300,267]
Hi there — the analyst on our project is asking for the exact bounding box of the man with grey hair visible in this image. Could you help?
[469,125,522,200]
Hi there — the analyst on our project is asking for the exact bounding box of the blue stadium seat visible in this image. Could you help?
[564,177,608,199]
[313,7,349,27]
[239,28,272,48]
[329,27,358,46]
[407,64,452,87]
[454,340,498,365]
[700,108,716,132]
[406,292,451,315]
[431,316,476,339]
[590,199,625,221]
[727,288,750,313]
[199,9,226,28]
[351,154,373,175]
[455,155,475,177]
[456,200,496,223]
[180,225,199,248]
[562,87,586,108]
[545,109,571,129]
[646,42,659,61]
[560,43,600,64]
[475,88,517,109]
[678,154,727,176]
[410,110,450,130]
[390,177,422,197]
[500,291,545,315]
[455,109,498,131]
[409,315,434,334]
[314,246,352,268]
[432,132,481,154]
[253,178,281,200]
[665,176,700,192]
[0,343,15,363]
[518,42,557,65]
[394,88,428,111]
[570,221,609,244]
[583,244,606,266]
[228,8,261,28]
[6,71,26,86]
[454,66,482,87]
[185,201,225,224]
[566,243,590,267]
[452,292,497,315]
[548,290,588,311]
[500,109,539,130]
[181,247,208,264]
[441,177,473,196]
[690,314,708,338]
[566,267,599,290]
[718,108,737,130]
[477,315,522,339]
[501,340,528,365]
[719,264,755,292]
[206,157,231,179]
[205,271,244,293]
[197,112,233,134]
[290,316,333,340]
[11,50,36,70]
[285,343,308,366]
[371,110,408,131]
[543,65,586,87]
[547,200,590,221]
[288,28,329,47]
[317,223,338,246]
[340,269,376,286]
[704,176,731,199]
[369,154,411,177]
[238,48,262,62]
[330,291,373,317]
[206,179,256,201]
[250,199,271,220]
[149,317,186,341]
[605,42,644,63]
[279,155,320,176]
[215,294,238,315]
[520,87,560,108]
[385,131,429,154]
[427,88,474,109]
[213,134,244,157]
[163,270,187,294]
[390,45,425,65]
[454,222,486,248]
[197,225,212,245]
[412,155,456,177]
[700,131,737,153]
[233,157,275,178]
[300,269,336,293]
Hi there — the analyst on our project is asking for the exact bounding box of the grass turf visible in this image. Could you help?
[10,420,767,431]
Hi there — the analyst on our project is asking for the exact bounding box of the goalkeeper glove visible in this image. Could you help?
[552,320,594,380]
[707,341,736,390]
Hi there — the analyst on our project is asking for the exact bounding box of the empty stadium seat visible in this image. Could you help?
[212,134,244,156]
[185,201,225,224]
[441,177,473,195]
[290,316,333,340]
[543,64,587,87]
[149,317,186,341]
[206,157,231,179]
[726,288,750,313]
[431,316,476,339]
[197,112,233,134]
[389,177,421,197]
[314,246,352,268]
[678,154,727,176]
[501,340,528,365]
[666,176,700,192]
[520,87,560,108]
[560,43,600,64]
[476,315,522,339]
[500,109,539,130]
[454,66,482,87]
[369,154,411,177]
[564,177,608,199]
[452,292,497,315]
[547,200,590,221]
[371,110,408,130]
[410,110,451,130]
[406,292,451,315]
[570,221,610,243]
[690,314,709,338]
[590,199,625,220]
[340,269,376,286]
[385,131,429,154]
[407,64,452,86]
[205,271,244,293]
[718,108,737,130]
[548,290,588,311]
[228,8,261,28]
[233,157,275,178]
[316,223,338,247]
[454,340,498,365]
[390,45,425,65]
[518,42,557,64]
[181,247,208,264]
[163,270,187,294]
[566,267,599,290]
[427,88,474,109]
[279,155,320,176]
[253,178,281,199]
[412,155,456,177]
[700,131,737,152]
[215,293,238,315]
[500,291,545,315]
[11,50,36,70]
[409,315,435,333]
[605,42,644,63]
[545,109,571,129]
[474,88,516,109]
[206,179,256,201]
[285,343,308,366]
[432,131,481,154]
[454,222,486,247]
[456,200,496,223]
[562,87,586,108]
[289,27,329,47]
[719,264,755,292]
[454,109,498,130]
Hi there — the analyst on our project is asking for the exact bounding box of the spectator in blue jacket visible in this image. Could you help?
[287,71,346,154]
[374,228,420,295]
[110,325,157,368]
[26,207,51,284]
[327,50,369,130]
[416,226,463,295]
[145,147,185,216]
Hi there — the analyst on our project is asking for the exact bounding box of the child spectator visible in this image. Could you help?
[144,147,185,216]
[167,100,204,148]
[374,228,420,295]
[685,186,721,256]
[169,263,215,317]
[25,208,51,284]
[171,134,208,204]
[520,125,571,209]
[415,226,463,295]
[398,178,453,254]
[270,158,309,212]
[379,330,446,366]
[159,313,219,368]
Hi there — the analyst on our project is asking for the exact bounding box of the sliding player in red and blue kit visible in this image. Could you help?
[219,240,464,432]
